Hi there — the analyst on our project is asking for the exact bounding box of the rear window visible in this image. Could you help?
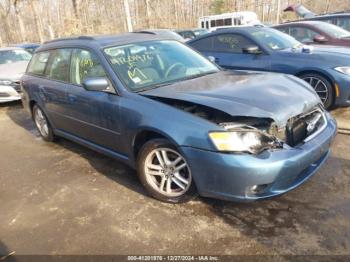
[27,52,50,76]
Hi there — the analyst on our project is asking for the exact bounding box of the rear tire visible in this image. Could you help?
[137,138,196,203]
[32,104,56,142]
[299,73,334,109]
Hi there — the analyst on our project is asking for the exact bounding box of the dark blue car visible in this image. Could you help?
[21,33,336,203]
[188,26,350,109]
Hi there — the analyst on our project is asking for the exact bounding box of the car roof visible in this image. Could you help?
[311,12,350,18]
[209,26,267,34]
[13,43,40,48]
[0,46,24,51]
[36,32,176,52]
[275,20,329,27]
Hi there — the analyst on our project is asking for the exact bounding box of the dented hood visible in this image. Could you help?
[141,70,321,127]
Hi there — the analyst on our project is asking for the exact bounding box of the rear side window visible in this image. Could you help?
[190,36,214,52]
[70,49,107,85]
[27,52,50,76]
[46,49,72,82]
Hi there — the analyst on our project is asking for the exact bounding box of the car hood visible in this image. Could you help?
[141,70,321,127]
[283,45,350,56]
[312,45,350,55]
[0,61,29,80]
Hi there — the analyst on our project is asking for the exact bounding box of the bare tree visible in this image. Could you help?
[1,0,350,46]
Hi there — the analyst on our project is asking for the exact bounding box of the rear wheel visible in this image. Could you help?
[299,73,334,109]
[33,104,56,142]
[137,138,196,203]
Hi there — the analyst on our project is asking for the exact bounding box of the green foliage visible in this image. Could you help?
[210,0,225,15]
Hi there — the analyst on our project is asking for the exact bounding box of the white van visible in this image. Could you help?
[198,11,261,31]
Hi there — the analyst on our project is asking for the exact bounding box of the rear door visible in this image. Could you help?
[190,33,271,71]
[34,49,72,129]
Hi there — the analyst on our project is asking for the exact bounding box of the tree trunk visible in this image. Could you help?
[123,0,133,32]
[30,0,44,43]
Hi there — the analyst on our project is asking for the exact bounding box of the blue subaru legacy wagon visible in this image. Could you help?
[21,33,337,203]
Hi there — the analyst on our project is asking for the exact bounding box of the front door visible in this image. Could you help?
[63,48,123,153]
[191,33,271,71]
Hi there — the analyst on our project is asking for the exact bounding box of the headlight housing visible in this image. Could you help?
[209,128,282,154]
[334,66,350,75]
[0,80,12,86]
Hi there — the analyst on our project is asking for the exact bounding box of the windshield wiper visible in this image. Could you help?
[136,70,218,93]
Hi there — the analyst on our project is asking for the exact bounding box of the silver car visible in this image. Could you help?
[0,47,32,103]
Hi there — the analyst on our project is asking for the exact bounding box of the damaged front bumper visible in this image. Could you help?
[181,112,337,202]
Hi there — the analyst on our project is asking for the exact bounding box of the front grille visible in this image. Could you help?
[11,81,21,93]
[286,107,326,147]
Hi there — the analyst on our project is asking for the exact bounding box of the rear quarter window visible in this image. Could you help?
[27,52,50,76]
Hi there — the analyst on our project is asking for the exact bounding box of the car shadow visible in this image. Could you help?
[5,104,150,200]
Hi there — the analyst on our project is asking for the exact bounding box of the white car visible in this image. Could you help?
[0,47,31,103]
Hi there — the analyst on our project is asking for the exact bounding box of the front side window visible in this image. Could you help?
[213,34,254,53]
[46,49,71,82]
[104,40,219,92]
[0,49,32,65]
[27,52,50,76]
[277,26,290,35]
[251,28,302,50]
[289,26,318,43]
[313,22,350,38]
[335,17,350,31]
[70,49,107,85]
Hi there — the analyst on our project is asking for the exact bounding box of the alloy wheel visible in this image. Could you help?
[144,148,192,197]
[34,107,49,138]
[302,76,329,105]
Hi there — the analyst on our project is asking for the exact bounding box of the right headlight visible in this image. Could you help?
[209,130,281,154]
[334,66,350,76]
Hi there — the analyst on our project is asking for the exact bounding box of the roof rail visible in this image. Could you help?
[320,10,350,15]
[44,35,95,44]
[132,31,157,35]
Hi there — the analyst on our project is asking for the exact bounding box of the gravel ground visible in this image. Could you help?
[0,102,349,256]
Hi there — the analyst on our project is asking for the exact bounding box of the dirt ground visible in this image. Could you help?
[0,102,349,256]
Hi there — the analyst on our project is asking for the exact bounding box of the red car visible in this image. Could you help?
[273,21,350,47]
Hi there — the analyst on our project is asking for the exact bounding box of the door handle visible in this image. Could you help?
[68,93,77,102]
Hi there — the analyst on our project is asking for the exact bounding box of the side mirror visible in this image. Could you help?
[207,56,216,63]
[313,35,328,43]
[242,45,262,55]
[82,77,110,92]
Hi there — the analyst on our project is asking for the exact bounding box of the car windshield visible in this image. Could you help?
[251,28,302,50]
[104,40,219,92]
[0,49,32,64]
[313,22,350,38]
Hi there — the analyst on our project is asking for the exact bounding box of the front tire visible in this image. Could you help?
[299,73,334,109]
[33,104,56,142]
[137,138,196,203]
